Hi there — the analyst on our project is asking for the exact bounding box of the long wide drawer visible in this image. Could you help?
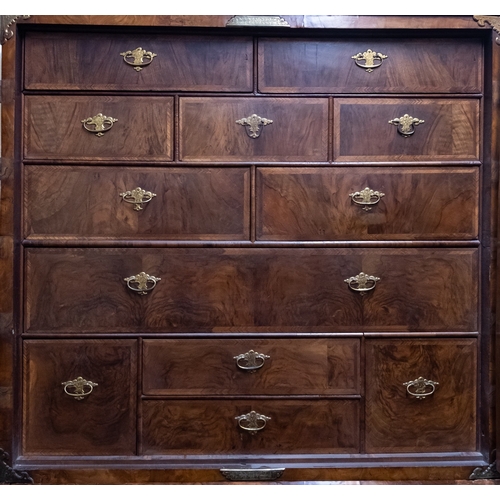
[24,248,477,334]
[141,399,360,455]
[142,338,361,396]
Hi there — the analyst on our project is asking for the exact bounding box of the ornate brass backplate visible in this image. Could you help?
[236,114,273,138]
[234,349,270,372]
[120,47,157,71]
[226,16,290,27]
[351,49,388,72]
[389,114,424,137]
[120,187,157,211]
[345,272,380,294]
[349,187,385,211]
[81,113,117,137]
[403,376,439,399]
[235,410,271,434]
[124,272,161,295]
[61,376,98,400]
[220,468,285,481]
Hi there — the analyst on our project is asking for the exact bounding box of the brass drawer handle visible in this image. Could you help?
[236,114,273,139]
[61,376,98,400]
[81,113,117,137]
[124,272,161,295]
[403,376,439,400]
[389,114,425,137]
[349,187,385,211]
[120,47,157,71]
[235,410,271,434]
[344,272,380,294]
[234,350,270,371]
[351,49,388,72]
[120,187,157,211]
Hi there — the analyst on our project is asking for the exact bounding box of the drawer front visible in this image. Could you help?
[141,399,360,455]
[259,37,482,93]
[142,338,361,396]
[257,167,479,241]
[24,32,253,91]
[334,98,480,162]
[24,95,174,161]
[365,339,477,453]
[22,339,137,455]
[24,166,250,240]
[179,97,329,162]
[25,248,476,334]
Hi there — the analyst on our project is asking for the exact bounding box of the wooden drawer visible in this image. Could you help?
[142,338,361,396]
[141,399,360,455]
[365,338,477,453]
[24,248,477,334]
[179,97,329,162]
[257,167,479,241]
[22,340,137,455]
[258,37,482,93]
[23,166,250,240]
[24,31,253,91]
[24,95,173,161]
[334,98,480,162]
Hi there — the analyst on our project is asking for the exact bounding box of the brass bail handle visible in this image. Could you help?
[236,114,273,138]
[234,349,270,372]
[81,113,117,137]
[120,187,157,211]
[61,376,98,400]
[124,272,161,295]
[389,114,425,137]
[403,376,439,399]
[120,47,157,71]
[344,272,380,295]
[349,187,385,211]
[351,49,388,72]
[235,410,271,434]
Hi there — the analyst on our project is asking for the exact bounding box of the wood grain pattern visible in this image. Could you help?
[259,37,483,93]
[22,339,137,455]
[24,32,253,91]
[365,338,477,453]
[257,167,479,240]
[179,97,329,162]
[24,166,250,240]
[141,399,360,455]
[334,98,480,162]
[142,338,361,396]
[24,95,174,161]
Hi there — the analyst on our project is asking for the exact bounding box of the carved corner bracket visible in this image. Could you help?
[473,16,500,45]
[0,449,33,484]
[1,15,30,45]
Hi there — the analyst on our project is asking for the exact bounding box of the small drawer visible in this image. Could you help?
[365,338,477,453]
[258,37,482,93]
[24,31,253,91]
[257,166,479,241]
[24,95,174,161]
[22,339,137,455]
[334,98,480,162]
[24,166,250,241]
[141,399,360,455]
[179,97,329,162]
[142,338,361,396]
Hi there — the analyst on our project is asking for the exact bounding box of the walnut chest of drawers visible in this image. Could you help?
[1,15,500,484]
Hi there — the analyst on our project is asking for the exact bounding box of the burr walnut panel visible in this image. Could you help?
[179,97,329,162]
[22,339,137,456]
[257,166,479,241]
[141,399,360,455]
[258,37,483,93]
[24,31,254,91]
[23,166,250,240]
[24,95,174,161]
[142,338,361,396]
[334,98,480,162]
[365,338,477,453]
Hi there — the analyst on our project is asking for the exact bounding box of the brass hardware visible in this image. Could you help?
[61,376,98,400]
[124,272,161,295]
[235,410,271,434]
[1,15,30,45]
[120,47,157,71]
[473,16,500,45]
[389,114,425,137]
[403,376,439,399]
[344,272,380,295]
[81,113,117,137]
[220,468,285,481]
[349,187,385,211]
[226,15,290,27]
[236,114,273,139]
[120,187,157,211]
[234,350,270,372]
[351,49,388,72]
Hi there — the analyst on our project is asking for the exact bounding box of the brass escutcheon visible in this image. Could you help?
[236,114,273,139]
[81,113,117,137]
[124,272,161,295]
[351,49,388,72]
[120,187,157,211]
[235,410,271,434]
[120,47,157,71]
[61,376,98,400]
[403,376,439,399]
[234,350,270,372]
[349,187,385,211]
[389,114,425,137]
[344,272,380,295]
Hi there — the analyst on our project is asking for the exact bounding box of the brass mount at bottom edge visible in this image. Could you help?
[220,467,285,481]
[0,449,33,484]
